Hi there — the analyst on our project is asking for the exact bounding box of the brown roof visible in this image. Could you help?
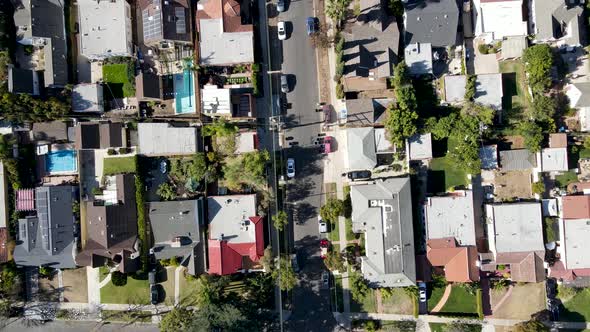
[32,121,69,142]
[426,237,480,282]
[196,0,252,33]
[75,122,123,150]
[549,133,568,148]
[0,228,8,263]
[562,195,590,219]
[495,251,545,283]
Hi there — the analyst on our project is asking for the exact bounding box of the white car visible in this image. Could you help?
[318,215,328,233]
[278,21,287,40]
[287,158,295,178]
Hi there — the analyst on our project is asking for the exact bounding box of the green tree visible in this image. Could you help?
[325,0,352,26]
[349,271,370,302]
[464,75,476,101]
[523,44,553,94]
[244,272,274,308]
[202,118,238,137]
[530,94,557,122]
[425,113,457,140]
[156,182,177,201]
[392,61,410,88]
[272,256,297,291]
[324,250,345,272]
[159,307,195,332]
[273,210,289,231]
[195,275,229,306]
[518,121,544,153]
[532,181,545,195]
[388,0,404,17]
[320,198,344,223]
[260,246,274,272]
[448,139,481,174]
[584,136,590,150]
[222,150,269,190]
[111,271,127,286]
[384,106,418,146]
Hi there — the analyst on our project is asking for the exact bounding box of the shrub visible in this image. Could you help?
[391,163,402,172]
[107,148,116,155]
[111,271,127,286]
[118,147,130,154]
[251,63,261,96]
[134,156,148,273]
[336,82,344,99]
[557,285,579,302]
[91,187,103,195]
[476,289,484,319]
[170,256,179,267]
[532,181,545,195]
[478,44,489,54]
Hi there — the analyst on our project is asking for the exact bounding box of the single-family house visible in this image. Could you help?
[76,174,139,273]
[405,42,433,76]
[78,0,133,60]
[346,127,377,170]
[72,84,105,113]
[75,122,124,150]
[139,0,192,47]
[423,191,478,247]
[344,98,392,127]
[480,145,498,169]
[530,0,584,48]
[196,0,254,66]
[541,147,569,172]
[13,186,78,268]
[12,0,68,88]
[207,195,265,275]
[350,177,416,287]
[136,72,175,101]
[403,0,459,48]
[565,82,590,131]
[444,74,503,110]
[341,0,399,92]
[137,122,199,156]
[7,67,40,95]
[499,149,537,170]
[426,238,479,282]
[149,199,206,275]
[472,0,528,40]
[408,133,432,160]
[484,203,545,282]
[201,85,256,118]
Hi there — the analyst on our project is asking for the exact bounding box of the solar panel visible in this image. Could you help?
[143,7,163,41]
[175,7,186,34]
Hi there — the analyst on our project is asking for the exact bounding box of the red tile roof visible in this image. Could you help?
[549,133,568,148]
[208,216,264,275]
[426,237,480,282]
[562,195,590,219]
[196,0,252,33]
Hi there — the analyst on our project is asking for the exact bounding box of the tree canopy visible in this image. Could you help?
[350,271,370,302]
[272,256,297,291]
[385,62,419,146]
[523,44,553,94]
[156,182,177,201]
[320,198,344,223]
[518,120,544,153]
[273,210,289,231]
[222,150,270,190]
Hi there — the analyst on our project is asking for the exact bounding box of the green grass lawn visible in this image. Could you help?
[103,157,137,176]
[351,288,377,313]
[345,218,356,241]
[99,266,110,283]
[103,63,136,98]
[439,285,478,314]
[428,137,469,192]
[160,267,176,305]
[100,276,150,305]
[332,275,344,312]
[428,285,446,311]
[555,170,578,188]
[429,322,481,332]
[178,274,200,306]
[499,60,529,112]
[562,288,590,322]
[101,310,152,323]
[328,219,340,242]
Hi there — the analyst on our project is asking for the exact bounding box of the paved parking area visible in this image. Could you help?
[473,39,499,74]
[562,49,590,83]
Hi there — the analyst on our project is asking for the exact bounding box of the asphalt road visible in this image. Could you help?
[0,319,160,332]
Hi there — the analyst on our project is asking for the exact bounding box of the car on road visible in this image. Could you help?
[291,254,300,272]
[286,158,295,178]
[465,48,471,60]
[321,136,333,154]
[321,271,330,289]
[418,282,427,303]
[306,17,318,35]
[320,239,330,258]
[277,21,287,40]
[150,284,159,305]
[318,215,328,233]
[281,74,289,93]
[148,270,157,285]
[323,105,331,125]
[277,0,285,12]
[347,170,371,181]
[160,160,167,174]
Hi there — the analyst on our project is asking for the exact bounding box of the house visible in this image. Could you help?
[472,0,528,40]
[426,238,479,282]
[346,127,377,170]
[484,203,545,282]
[344,98,392,127]
[341,0,399,92]
[76,174,139,273]
[444,74,503,110]
[7,67,40,95]
[201,85,256,118]
[565,82,590,131]
[78,0,133,60]
[408,133,433,160]
[499,149,537,170]
[12,0,68,88]
[403,0,459,48]
[480,145,498,169]
[235,131,258,154]
[423,191,477,247]
[541,147,569,172]
[531,0,584,48]
[196,0,254,66]
[207,195,265,275]
[75,122,124,150]
[72,84,104,113]
[13,186,78,269]
[135,72,175,101]
[350,177,416,287]
[404,42,433,76]
[149,199,205,275]
[137,122,199,156]
[138,0,192,47]
[374,128,395,154]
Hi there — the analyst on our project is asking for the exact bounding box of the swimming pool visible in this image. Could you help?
[45,150,77,174]
[174,64,196,114]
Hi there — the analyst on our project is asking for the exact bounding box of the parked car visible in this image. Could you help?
[277,0,285,12]
[277,21,287,40]
[160,160,167,174]
[321,271,330,289]
[322,136,333,153]
[318,215,328,233]
[290,253,300,273]
[306,17,318,35]
[347,170,371,181]
[286,158,295,178]
[418,282,427,303]
[281,74,289,93]
[150,284,159,305]
[148,270,156,285]
[322,104,331,125]
[320,239,330,258]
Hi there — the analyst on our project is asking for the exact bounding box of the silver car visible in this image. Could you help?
[277,0,285,12]
[281,74,289,93]
[287,158,295,178]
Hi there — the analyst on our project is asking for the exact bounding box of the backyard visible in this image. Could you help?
[428,137,470,193]
[561,288,590,322]
[555,170,578,188]
[102,62,136,98]
[499,60,529,125]
[100,274,150,305]
[103,156,136,176]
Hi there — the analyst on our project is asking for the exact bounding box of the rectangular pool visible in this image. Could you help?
[174,66,196,114]
[46,150,77,174]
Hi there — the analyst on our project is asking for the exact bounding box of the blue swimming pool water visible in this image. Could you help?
[46,150,77,174]
[174,64,196,114]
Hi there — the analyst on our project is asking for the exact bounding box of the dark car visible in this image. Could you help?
[323,105,331,124]
[347,170,371,181]
[148,270,157,285]
[306,17,318,35]
[150,284,159,305]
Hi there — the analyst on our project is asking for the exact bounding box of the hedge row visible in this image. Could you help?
[134,155,148,273]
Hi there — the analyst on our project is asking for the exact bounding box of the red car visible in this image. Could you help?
[321,136,333,154]
[320,239,330,259]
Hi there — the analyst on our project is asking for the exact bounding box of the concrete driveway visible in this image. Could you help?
[470,38,499,75]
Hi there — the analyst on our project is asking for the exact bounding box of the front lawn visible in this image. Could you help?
[429,322,482,332]
[428,285,446,311]
[328,219,340,242]
[102,63,136,98]
[103,156,137,176]
[331,274,344,312]
[178,274,200,306]
[350,288,377,313]
[562,288,590,322]
[439,285,477,314]
[380,288,413,314]
[100,275,150,305]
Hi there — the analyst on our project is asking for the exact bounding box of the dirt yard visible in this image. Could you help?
[62,268,88,303]
[492,282,546,319]
[493,170,533,200]
[490,287,510,309]
[38,275,60,302]
[379,288,414,314]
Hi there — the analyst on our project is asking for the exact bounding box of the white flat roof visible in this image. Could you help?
[208,195,257,244]
[201,85,231,115]
[138,123,198,156]
[564,218,590,269]
[542,147,569,172]
[408,133,432,160]
[424,191,477,246]
[405,43,433,75]
[72,83,104,113]
[444,75,467,103]
[488,203,544,253]
[199,19,254,65]
[78,0,132,59]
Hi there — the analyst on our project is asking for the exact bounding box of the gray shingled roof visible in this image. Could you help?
[345,98,392,126]
[570,82,590,108]
[403,0,459,47]
[499,149,537,171]
[347,127,377,170]
[351,178,416,287]
[534,0,584,46]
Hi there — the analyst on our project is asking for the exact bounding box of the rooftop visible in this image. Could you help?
[235,131,258,154]
[408,133,433,160]
[475,74,503,110]
[137,122,199,156]
[139,0,192,44]
[534,0,584,46]
[78,0,132,59]
[500,35,527,59]
[403,0,459,47]
[480,145,498,169]
[566,82,590,108]
[550,133,568,148]
[344,98,392,126]
[426,238,479,282]
[423,191,477,246]
[347,127,377,170]
[75,122,123,150]
[404,42,433,75]
[32,121,69,142]
[444,75,466,103]
[499,149,537,170]
[541,147,569,172]
[563,218,590,270]
[562,195,590,219]
[474,0,527,39]
[72,84,104,113]
[487,203,544,253]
